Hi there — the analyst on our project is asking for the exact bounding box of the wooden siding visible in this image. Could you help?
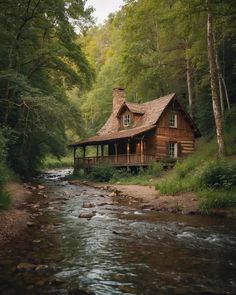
[156,104,195,159]
[145,133,156,156]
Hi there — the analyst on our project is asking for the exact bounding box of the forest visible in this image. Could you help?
[0,0,236,194]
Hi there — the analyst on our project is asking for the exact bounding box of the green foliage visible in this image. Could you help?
[0,130,11,210]
[0,0,94,176]
[199,189,236,213]
[0,189,11,210]
[89,163,117,182]
[142,161,163,177]
[110,173,154,186]
[42,154,73,169]
[157,158,236,195]
[156,127,236,212]
[199,161,236,190]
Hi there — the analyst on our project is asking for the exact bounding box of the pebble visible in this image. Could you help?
[109,192,117,197]
[26,222,36,227]
[37,185,45,190]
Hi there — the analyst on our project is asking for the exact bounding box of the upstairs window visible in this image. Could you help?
[123,114,131,127]
[169,113,177,128]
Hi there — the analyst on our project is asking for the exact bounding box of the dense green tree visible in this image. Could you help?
[0,0,94,174]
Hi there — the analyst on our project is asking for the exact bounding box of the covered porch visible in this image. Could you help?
[70,125,156,170]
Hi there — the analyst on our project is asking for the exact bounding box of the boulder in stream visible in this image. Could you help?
[82,201,94,208]
[79,212,95,219]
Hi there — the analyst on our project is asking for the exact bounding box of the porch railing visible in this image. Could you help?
[75,154,155,168]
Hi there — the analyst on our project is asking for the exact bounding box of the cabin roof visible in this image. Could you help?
[69,125,156,147]
[98,93,176,135]
[69,92,200,147]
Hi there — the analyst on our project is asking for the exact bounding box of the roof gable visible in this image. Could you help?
[98,93,176,135]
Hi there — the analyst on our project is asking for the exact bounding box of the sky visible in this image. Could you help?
[86,0,125,24]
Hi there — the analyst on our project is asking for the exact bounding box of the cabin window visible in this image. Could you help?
[169,113,177,128]
[123,114,131,127]
[168,142,178,158]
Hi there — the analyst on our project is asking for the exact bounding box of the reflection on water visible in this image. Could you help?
[0,169,236,295]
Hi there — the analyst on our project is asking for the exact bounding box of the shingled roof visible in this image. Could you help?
[98,93,175,135]
[69,92,200,147]
[71,125,156,146]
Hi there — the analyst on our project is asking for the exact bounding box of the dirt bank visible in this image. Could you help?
[111,184,199,214]
[69,180,200,215]
[0,182,32,245]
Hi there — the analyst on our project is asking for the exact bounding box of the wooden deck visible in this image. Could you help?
[75,154,155,169]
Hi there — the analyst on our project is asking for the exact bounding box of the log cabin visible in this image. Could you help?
[69,88,200,170]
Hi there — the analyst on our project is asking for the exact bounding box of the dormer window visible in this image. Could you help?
[169,113,177,128]
[123,114,131,127]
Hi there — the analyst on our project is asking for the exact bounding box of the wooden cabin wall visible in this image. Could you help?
[156,106,195,159]
[145,135,156,156]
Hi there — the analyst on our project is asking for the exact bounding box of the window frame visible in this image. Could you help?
[169,113,177,128]
[168,142,178,158]
[123,113,131,127]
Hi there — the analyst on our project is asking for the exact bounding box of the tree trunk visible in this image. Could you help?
[186,54,193,117]
[215,47,224,116]
[206,0,226,156]
[221,75,231,111]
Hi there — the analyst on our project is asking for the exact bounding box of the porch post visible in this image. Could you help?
[96,145,99,157]
[114,143,118,163]
[141,139,144,163]
[101,144,104,157]
[73,147,77,167]
[83,146,86,158]
[127,141,130,164]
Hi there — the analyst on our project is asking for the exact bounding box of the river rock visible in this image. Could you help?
[17,263,36,271]
[82,201,94,208]
[32,239,41,243]
[26,221,36,227]
[97,202,109,206]
[35,264,49,272]
[37,185,45,190]
[79,212,95,219]
[109,191,117,197]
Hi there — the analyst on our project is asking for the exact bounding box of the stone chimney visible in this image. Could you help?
[112,87,125,114]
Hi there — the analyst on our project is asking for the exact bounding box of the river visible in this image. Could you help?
[0,169,236,295]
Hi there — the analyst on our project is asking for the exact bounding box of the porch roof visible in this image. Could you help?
[69,125,156,147]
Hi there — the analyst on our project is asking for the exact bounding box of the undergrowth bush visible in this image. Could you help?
[42,154,73,169]
[0,130,11,210]
[144,161,163,177]
[199,160,236,190]
[89,163,117,182]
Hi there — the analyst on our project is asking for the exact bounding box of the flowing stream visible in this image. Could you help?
[0,169,236,295]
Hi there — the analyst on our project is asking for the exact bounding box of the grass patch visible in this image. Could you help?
[156,130,236,213]
[199,189,236,213]
[0,191,11,210]
[110,174,157,186]
[0,164,12,210]
[68,161,164,185]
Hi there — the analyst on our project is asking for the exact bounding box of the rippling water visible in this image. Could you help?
[0,169,236,295]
